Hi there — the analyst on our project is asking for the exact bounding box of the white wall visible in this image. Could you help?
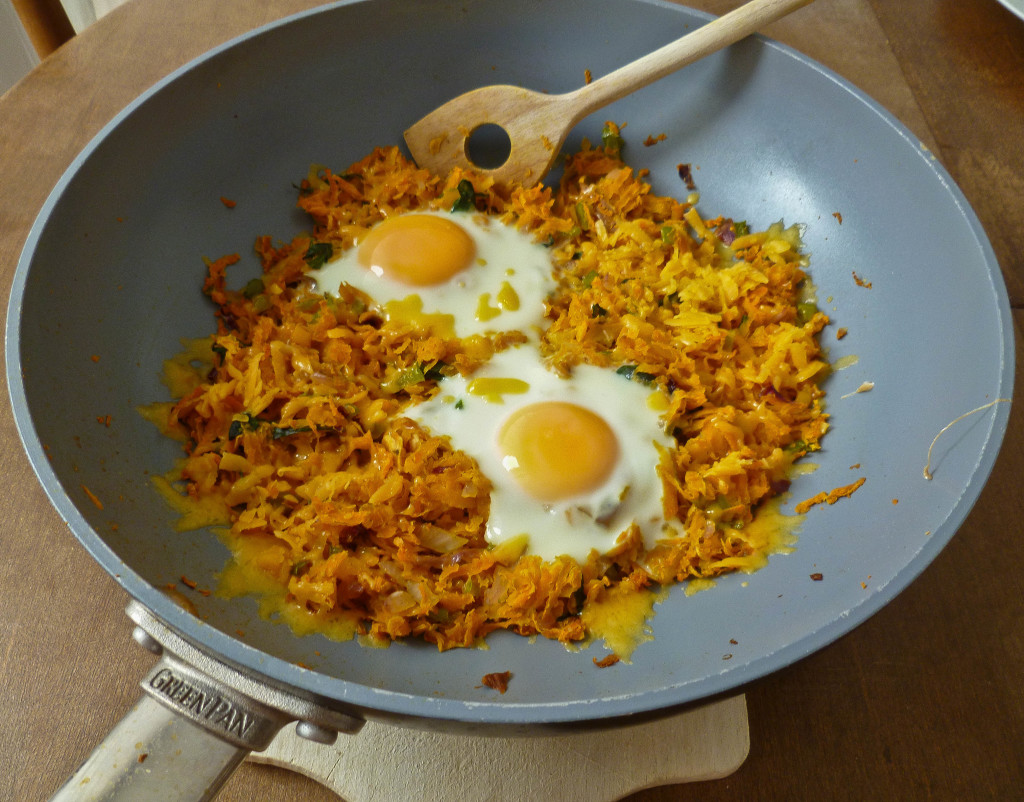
[63,0,129,32]
[60,0,98,32]
[62,0,133,32]
[0,0,39,95]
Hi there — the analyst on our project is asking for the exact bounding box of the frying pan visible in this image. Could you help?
[5,0,1014,798]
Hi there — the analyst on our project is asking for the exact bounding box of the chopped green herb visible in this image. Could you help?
[228,413,261,439]
[272,425,312,440]
[291,560,312,577]
[733,220,749,237]
[229,413,311,441]
[614,366,655,385]
[454,399,465,410]
[451,179,478,213]
[581,270,599,288]
[615,364,656,385]
[591,303,608,317]
[660,225,676,244]
[211,343,228,363]
[304,241,334,270]
[423,361,448,382]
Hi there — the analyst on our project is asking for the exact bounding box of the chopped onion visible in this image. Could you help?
[384,590,416,613]
[418,524,468,554]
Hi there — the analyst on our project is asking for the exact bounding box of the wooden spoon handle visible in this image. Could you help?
[404,0,815,186]
[562,0,813,122]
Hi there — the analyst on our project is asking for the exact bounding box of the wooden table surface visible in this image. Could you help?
[1,0,1022,799]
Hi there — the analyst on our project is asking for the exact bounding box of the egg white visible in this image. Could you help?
[312,210,555,339]
[404,345,675,562]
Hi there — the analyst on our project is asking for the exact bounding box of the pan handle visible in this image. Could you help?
[49,693,252,802]
[50,602,365,801]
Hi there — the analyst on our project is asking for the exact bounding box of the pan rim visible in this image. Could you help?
[5,0,1014,726]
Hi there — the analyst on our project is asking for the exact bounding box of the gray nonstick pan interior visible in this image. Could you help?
[6,0,1013,729]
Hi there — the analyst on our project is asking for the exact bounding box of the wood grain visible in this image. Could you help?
[0,1,1021,800]
[252,697,749,800]
[868,0,1024,308]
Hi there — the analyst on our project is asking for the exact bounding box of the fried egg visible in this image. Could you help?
[404,346,675,562]
[312,210,555,338]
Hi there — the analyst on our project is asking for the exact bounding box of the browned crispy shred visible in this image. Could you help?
[481,671,513,693]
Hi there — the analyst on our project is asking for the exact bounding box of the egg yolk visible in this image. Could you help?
[357,214,476,286]
[497,402,619,502]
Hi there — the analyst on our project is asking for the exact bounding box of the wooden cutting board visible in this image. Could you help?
[250,694,748,801]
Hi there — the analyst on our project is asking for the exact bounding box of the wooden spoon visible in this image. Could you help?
[404,0,813,187]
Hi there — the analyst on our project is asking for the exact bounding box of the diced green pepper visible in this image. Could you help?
[601,123,624,156]
[242,278,264,299]
[796,301,818,324]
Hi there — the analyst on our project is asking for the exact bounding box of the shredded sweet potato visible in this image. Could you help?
[794,477,866,514]
[150,124,831,651]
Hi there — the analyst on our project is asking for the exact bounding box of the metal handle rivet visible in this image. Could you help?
[295,720,337,745]
[131,626,163,655]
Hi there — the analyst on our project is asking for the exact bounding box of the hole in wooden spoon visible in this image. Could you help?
[465,123,512,170]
